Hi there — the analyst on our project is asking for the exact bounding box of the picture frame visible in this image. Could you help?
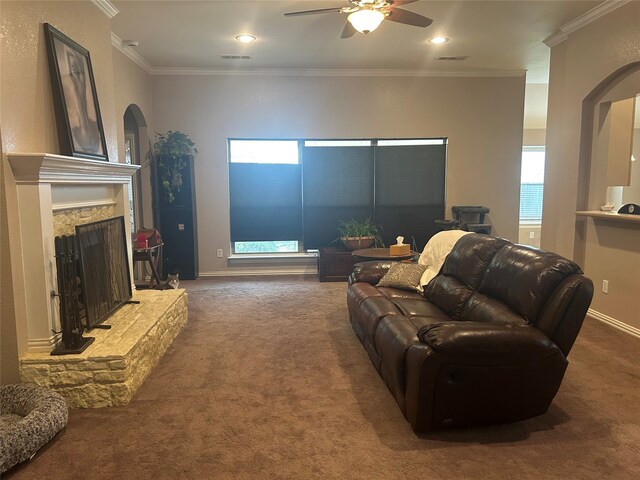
[43,23,109,161]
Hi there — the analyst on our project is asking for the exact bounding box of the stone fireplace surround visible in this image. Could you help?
[8,153,188,407]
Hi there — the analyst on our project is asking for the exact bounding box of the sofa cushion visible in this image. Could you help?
[424,235,509,319]
[478,244,581,323]
[440,235,509,289]
[347,282,385,318]
[358,297,403,359]
[375,315,420,413]
[391,298,449,319]
[376,263,426,292]
[378,287,424,302]
[460,292,528,326]
[408,314,455,331]
[423,276,474,320]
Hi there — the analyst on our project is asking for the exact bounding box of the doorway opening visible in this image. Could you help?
[518,146,545,248]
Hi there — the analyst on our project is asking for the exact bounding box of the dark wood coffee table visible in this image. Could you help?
[352,247,418,261]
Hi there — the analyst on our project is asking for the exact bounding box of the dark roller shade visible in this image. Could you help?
[302,146,374,249]
[229,163,302,242]
[374,144,446,250]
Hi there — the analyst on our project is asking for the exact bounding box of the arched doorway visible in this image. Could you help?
[574,61,640,264]
[123,104,147,233]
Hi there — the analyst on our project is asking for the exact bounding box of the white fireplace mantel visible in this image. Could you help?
[9,153,139,184]
[8,153,140,352]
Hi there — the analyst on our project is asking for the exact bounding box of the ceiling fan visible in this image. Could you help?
[284,0,433,38]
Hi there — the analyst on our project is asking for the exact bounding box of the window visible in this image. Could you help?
[520,147,545,222]
[228,138,447,254]
[229,140,298,164]
[229,140,302,254]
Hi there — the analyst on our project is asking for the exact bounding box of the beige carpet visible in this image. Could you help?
[6,276,640,479]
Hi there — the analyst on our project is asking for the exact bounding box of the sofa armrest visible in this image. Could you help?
[348,261,393,286]
[417,322,560,361]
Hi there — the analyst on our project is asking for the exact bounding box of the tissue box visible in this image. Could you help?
[390,244,410,256]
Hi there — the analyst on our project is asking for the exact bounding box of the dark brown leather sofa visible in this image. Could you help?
[347,234,593,433]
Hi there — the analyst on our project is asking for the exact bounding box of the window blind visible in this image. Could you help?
[374,144,446,249]
[302,146,374,249]
[229,163,302,242]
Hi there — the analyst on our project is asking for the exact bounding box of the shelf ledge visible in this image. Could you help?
[575,210,640,224]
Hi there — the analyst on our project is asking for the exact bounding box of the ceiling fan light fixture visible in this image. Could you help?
[428,36,449,45]
[348,9,385,34]
[235,34,256,43]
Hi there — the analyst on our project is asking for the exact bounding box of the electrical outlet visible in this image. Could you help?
[529,231,535,239]
[602,279,609,294]
[217,249,223,258]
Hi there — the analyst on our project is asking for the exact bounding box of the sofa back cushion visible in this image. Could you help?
[478,244,581,323]
[424,235,508,319]
[425,235,583,327]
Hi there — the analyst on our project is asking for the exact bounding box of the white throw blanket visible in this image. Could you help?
[417,230,471,292]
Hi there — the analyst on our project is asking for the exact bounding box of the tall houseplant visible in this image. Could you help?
[336,218,384,251]
[154,131,198,203]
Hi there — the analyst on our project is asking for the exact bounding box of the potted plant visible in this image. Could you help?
[153,131,198,203]
[336,217,384,251]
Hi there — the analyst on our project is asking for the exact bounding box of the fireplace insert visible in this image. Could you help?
[75,216,132,329]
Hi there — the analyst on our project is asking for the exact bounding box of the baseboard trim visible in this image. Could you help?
[588,308,640,339]
[27,332,62,352]
[199,269,318,277]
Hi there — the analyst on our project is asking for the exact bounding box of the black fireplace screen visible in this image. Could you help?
[75,216,132,329]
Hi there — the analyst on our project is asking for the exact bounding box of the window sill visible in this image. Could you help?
[227,252,318,265]
[519,220,542,226]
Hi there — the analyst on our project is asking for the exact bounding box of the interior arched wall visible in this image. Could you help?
[578,65,640,208]
[542,1,640,332]
[112,48,155,231]
[124,104,148,230]
[576,66,640,332]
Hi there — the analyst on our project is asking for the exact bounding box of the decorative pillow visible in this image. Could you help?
[376,263,426,292]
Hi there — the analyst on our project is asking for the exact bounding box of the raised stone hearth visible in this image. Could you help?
[19,289,187,408]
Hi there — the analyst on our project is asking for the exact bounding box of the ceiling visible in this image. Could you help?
[110,1,602,83]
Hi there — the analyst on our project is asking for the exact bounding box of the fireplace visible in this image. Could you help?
[75,216,132,329]
[8,153,189,408]
[52,216,133,355]
[7,153,139,351]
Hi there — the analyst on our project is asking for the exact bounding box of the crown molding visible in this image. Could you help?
[111,32,153,74]
[108,34,526,78]
[147,66,527,78]
[90,0,119,18]
[544,0,630,47]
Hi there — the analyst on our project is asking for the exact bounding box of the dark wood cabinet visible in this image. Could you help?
[152,155,199,280]
[318,247,358,282]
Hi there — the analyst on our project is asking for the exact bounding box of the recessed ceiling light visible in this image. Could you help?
[428,36,449,45]
[235,35,256,43]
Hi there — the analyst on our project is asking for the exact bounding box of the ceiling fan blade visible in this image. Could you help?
[386,7,433,28]
[389,0,420,5]
[341,22,357,39]
[284,7,343,17]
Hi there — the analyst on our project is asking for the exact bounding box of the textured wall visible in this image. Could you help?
[543,2,640,256]
[1,137,23,384]
[543,1,640,329]
[112,47,155,229]
[152,74,526,274]
[0,1,117,381]
[0,1,117,159]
